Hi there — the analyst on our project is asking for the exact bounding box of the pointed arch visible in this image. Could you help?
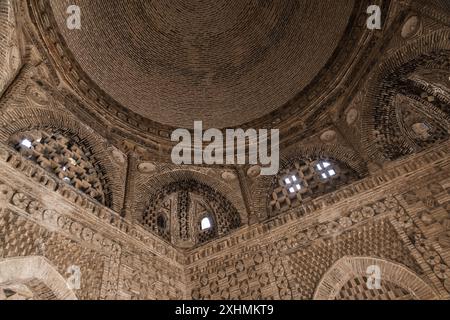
[313,256,439,300]
[250,142,366,220]
[0,256,77,300]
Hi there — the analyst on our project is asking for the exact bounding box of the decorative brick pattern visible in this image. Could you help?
[10,129,111,206]
[0,0,21,96]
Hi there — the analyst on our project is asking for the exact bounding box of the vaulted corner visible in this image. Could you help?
[1,0,450,302]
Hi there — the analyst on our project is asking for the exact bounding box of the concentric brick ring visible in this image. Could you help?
[49,0,355,128]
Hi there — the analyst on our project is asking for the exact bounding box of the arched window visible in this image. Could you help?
[20,138,33,149]
[197,213,216,244]
[269,158,358,214]
[315,161,337,180]
[201,216,212,230]
[142,180,239,247]
[10,129,110,206]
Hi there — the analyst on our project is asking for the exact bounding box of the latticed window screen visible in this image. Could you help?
[10,129,110,206]
[269,158,359,213]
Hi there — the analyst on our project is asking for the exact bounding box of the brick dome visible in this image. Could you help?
[49,0,355,128]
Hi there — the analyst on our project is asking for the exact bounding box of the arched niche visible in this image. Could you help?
[0,256,77,300]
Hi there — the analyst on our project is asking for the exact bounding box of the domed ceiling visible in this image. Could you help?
[49,0,355,129]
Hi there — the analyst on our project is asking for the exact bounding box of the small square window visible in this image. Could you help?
[328,169,336,176]
[295,184,301,191]
[289,187,295,194]
[21,139,32,149]
[285,178,291,184]
[316,164,322,170]
[323,162,331,168]
[321,173,328,179]
[291,175,297,182]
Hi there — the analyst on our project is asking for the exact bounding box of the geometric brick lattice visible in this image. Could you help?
[269,158,359,213]
[336,276,414,300]
[9,129,111,206]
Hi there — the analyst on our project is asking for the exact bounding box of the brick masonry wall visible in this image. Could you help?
[0,143,187,300]
[184,142,450,300]
[1,140,449,299]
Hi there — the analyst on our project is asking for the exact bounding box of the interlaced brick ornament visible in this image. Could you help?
[373,51,450,160]
[9,129,111,206]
